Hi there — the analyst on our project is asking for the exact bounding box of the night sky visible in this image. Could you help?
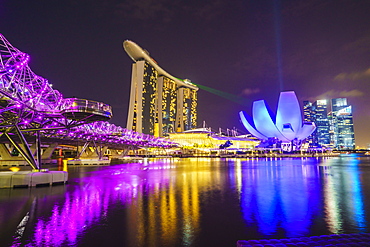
[1,0,370,147]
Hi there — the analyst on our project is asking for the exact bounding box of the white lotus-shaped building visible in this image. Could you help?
[239,91,316,144]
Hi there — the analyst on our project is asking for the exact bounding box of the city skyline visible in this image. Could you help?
[0,1,369,147]
[304,98,355,149]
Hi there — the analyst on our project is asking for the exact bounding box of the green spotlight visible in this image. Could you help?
[174,77,248,105]
[193,83,248,106]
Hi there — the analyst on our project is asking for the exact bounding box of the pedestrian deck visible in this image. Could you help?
[237,233,370,246]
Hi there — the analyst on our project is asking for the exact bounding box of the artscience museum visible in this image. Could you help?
[239,91,316,151]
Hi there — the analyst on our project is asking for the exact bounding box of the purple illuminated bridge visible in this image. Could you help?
[0,34,176,170]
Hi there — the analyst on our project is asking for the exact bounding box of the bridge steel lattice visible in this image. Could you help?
[0,33,176,170]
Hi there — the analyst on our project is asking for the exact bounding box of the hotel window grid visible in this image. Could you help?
[127,61,198,137]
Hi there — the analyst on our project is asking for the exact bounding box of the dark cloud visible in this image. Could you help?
[114,0,174,22]
[334,68,370,81]
[241,88,260,96]
[282,0,330,18]
[67,0,244,26]
[309,89,364,102]
[192,0,225,21]
[232,46,277,79]
[284,40,334,78]
[342,34,370,55]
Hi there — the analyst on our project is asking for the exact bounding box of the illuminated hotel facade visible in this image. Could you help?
[123,40,198,137]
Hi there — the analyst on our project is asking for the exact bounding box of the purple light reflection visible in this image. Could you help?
[24,161,175,246]
[31,185,110,246]
[240,158,322,238]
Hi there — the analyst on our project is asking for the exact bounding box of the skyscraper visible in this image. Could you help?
[303,97,355,149]
[313,100,330,146]
[331,98,355,149]
[303,100,330,147]
[303,100,314,144]
[123,40,198,137]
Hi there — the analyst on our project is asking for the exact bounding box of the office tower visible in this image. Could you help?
[123,40,198,137]
[331,98,355,149]
[303,101,314,144]
[303,100,331,147]
[312,100,330,146]
[303,101,313,122]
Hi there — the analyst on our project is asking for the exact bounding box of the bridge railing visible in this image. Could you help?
[59,98,112,120]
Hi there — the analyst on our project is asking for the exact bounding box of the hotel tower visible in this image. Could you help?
[123,40,198,137]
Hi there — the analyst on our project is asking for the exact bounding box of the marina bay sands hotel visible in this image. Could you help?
[123,40,198,137]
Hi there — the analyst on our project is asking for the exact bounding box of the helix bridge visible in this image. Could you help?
[0,33,176,170]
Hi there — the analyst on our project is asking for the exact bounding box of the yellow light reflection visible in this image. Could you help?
[127,158,219,246]
[235,159,242,198]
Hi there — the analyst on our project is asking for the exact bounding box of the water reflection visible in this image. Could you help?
[0,156,369,246]
[238,156,367,238]
[1,159,206,246]
[239,158,323,237]
[323,155,366,233]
